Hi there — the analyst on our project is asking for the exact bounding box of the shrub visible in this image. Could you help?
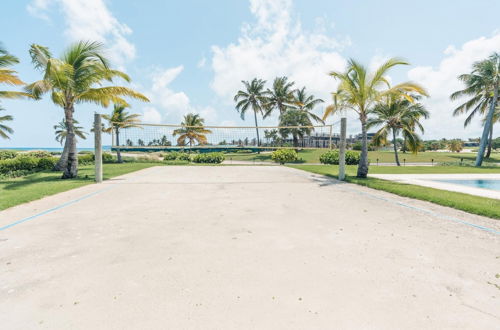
[0,156,38,174]
[25,150,52,158]
[192,152,225,164]
[177,152,191,161]
[163,152,179,161]
[319,150,360,165]
[78,150,93,155]
[78,153,94,165]
[271,149,298,164]
[0,150,18,160]
[37,157,58,170]
[103,152,114,163]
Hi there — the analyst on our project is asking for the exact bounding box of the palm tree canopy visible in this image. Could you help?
[54,118,87,144]
[102,104,142,132]
[25,41,149,109]
[172,113,212,146]
[293,87,324,123]
[234,78,268,120]
[451,52,500,127]
[264,76,296,118]
[0,106,14,139]
[323,58,428,120]
[0,44,32,100]
[278,109,314,139]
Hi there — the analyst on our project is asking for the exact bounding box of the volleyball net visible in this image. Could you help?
[111,123,341,151]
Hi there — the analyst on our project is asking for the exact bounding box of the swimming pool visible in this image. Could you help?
[434,179,500,191]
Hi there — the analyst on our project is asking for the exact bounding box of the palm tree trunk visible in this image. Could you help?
[357,115,369,178]
[476,82,498,166]
[54,138,70,171]
[485,122,493,158]
[115,127,122,163]
[292,134,299,148]
[393,129,401,166]
[62,105,78,179]
[253,110,261,154]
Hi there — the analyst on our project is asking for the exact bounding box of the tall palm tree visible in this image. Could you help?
[293,87,325,124]
[0,44,31,138]
[0,107,13,139]
[173,113,212,147]
[278,109,313,148]
[54,118,87,145]
[323,58,428,177]
[367,95,429,166]
[451,53,500,165]
[102,104,141,163]
[26,41,149,178]
[264,76,296,118]
[234,78,268,147]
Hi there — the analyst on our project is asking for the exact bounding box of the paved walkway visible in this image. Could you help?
[0,166,499,329]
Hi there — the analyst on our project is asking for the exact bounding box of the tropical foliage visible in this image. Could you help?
[323,58,428,177]
[264,76,296,117]
[293,87,324,123]
[26,40,149,178]
[54,119,87,145]
[451,52,500,165]
[271,148,299,164]
[173,113,212,146]
[102,104,141,163]
[234,78,267,147]
[0,107,13,139]
[448,139,464,153]
[278,109,314,148]
[368,95,429,166]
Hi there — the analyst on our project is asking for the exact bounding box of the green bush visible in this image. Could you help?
[0,150,17,160]
[103,152,114,163]
[192,152,224,164]
[78,153,94,165]
[37,157,58,170]
[78,150,93,155]
[25,150,53,158]
[177,152,191,161]
[271,149,298,164]
[163,152,179,161]
[319,150,360,165]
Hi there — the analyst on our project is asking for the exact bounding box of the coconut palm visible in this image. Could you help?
[26,41,149,178]
[367,95,429,166]
[102,104,141,163]
[234,78,268,147]
[0,107,13,139]
[173,113,212,147]
[293,87,325,124]
[451,53,500,165]
[278,109,313,148]
[54,119,87,145]
[448,139,463,153]
[264,76,296,118]
[323,58,428,177]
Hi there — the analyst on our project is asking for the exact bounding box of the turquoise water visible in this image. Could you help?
[434,179,500,191]
[2,146,111,152]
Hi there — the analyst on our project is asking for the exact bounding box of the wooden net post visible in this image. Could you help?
[338,117,347,181]
[94,113,103,183]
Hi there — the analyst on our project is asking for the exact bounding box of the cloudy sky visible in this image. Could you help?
[1,0,499,147]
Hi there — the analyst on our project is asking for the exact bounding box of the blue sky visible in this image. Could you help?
[1,0,500,147]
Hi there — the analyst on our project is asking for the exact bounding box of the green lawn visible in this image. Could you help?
[0,162,160,211]
[227,149,500,164]
[290,164,500,219]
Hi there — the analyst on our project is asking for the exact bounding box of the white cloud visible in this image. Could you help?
[27,0,136,67]
[209,0,348,108]
[408,32,500,139]
[142,106,162,124]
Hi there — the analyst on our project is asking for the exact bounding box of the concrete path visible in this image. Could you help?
[0,166,499,329]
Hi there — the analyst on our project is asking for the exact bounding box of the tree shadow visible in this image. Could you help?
[0,172,92,191]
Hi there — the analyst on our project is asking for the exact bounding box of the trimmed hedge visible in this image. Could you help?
[0,150,18,160]
[25,150,52,158]
[271,149,299,164]
[78,152,114,165]
[0,156,58,178]
[319,150,361,165]
[192,152,224,164]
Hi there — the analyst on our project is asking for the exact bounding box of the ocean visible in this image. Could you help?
[3,146,112,152]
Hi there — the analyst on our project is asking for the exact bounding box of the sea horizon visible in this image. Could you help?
[1,146,112,152]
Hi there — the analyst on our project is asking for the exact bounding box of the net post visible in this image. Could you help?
[338,117,347,181]
[94,113,103,183]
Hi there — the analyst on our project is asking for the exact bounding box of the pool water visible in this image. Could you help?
[434,179,500,191]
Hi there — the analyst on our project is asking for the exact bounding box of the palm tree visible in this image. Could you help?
[264,76,296,118]
[293,87,325,124]
[0,44,31,138]
[368,95,429,166]
[26,41,149,178]
[173,113,212,147]
[0,107,13,139]
[278,109,313,148]
[54,119,87,145]
[451,53,500,165]
[448,139,463,153]
[102,104,141,163]
[234,78,268,147]
[323,58,428,178]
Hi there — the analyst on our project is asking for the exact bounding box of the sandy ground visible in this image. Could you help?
[0,166,499,330]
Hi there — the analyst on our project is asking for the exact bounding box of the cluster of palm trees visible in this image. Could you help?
[0,40,149,178]
[451,52,499,166]
[234,77,324,148]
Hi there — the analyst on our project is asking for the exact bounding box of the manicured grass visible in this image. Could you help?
[227,149,500,164]
[290,164,500,219]
[0,163,160,211]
